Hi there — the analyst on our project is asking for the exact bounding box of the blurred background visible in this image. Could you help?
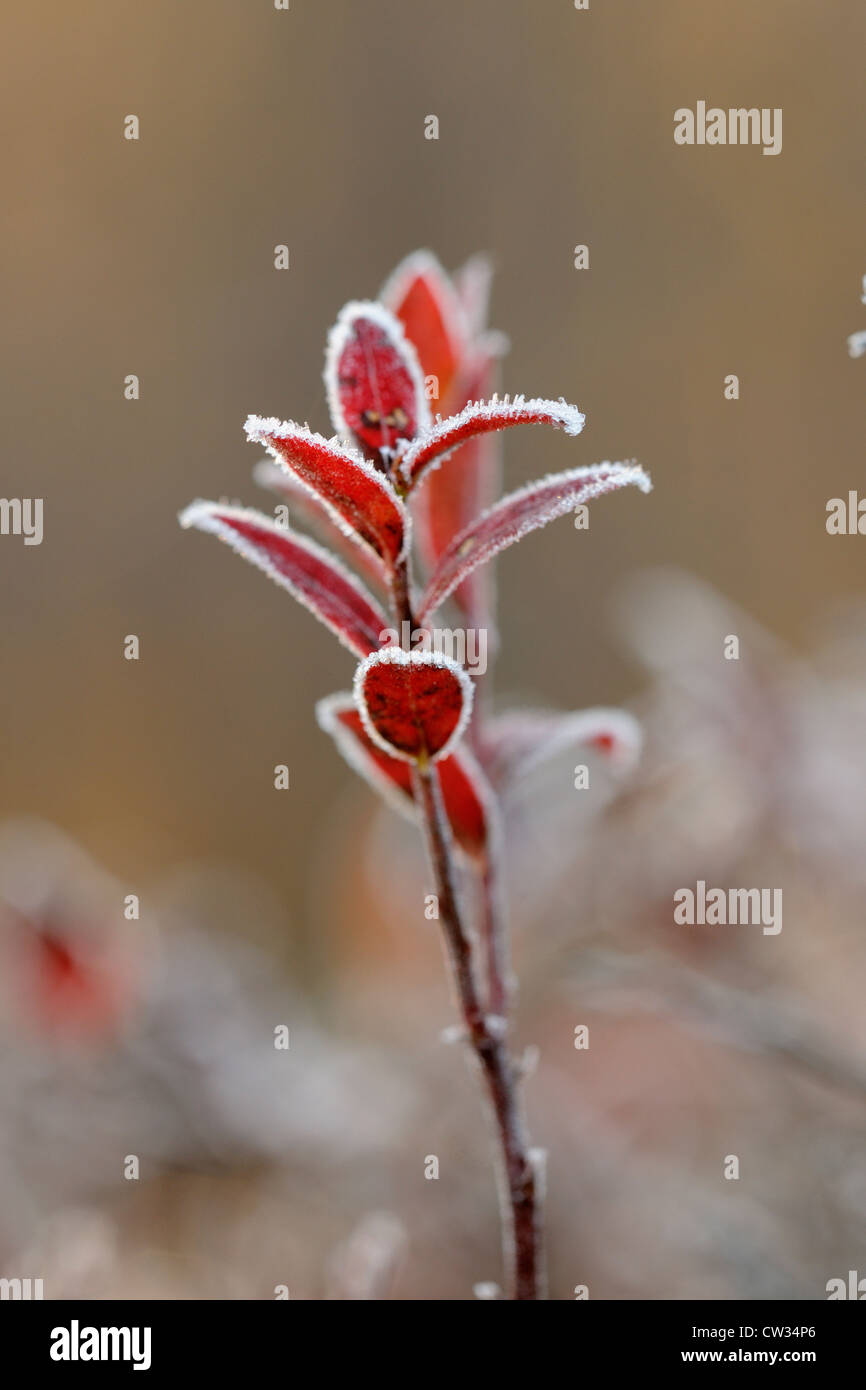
[1,0,865,1299]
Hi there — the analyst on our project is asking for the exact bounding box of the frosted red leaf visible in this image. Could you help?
[398,394,587,492]
[324,301,430,461]
[317,693,489,855]
[252,457,389,596]
[179,503,389,659]
[381,250,467,407]
[353,648,474,764]
[245,418,407,569]
[418,461,652,621]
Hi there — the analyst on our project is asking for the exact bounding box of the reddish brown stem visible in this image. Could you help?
[411,762,542,1299]
[389,551,543,1298]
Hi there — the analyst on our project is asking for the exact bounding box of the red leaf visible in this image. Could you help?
[353,648,473,763]
[179,503,389,658]
[245,418,407,569]
[418,461,652,621]
[482,707,643,791]
[398,394,587,492]
[381,250,467,407]
[252,457,388,596]
[317,693,489,855]
[324,301,430,461]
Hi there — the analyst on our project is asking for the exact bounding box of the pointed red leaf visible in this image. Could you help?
[482,707,643,791]
[381,250,467,406]
[317,693,489,855]
[353,648,473,763]
[244,417,407,569]
[398,394,587,492]
[179,503,389,658]
[418,462,652,621]
[324,301,430,460]
[252,458,388,595]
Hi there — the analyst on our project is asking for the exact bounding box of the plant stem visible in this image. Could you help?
[390,558,413,633]
[411,761,543,1299]
[390,552,544,1298]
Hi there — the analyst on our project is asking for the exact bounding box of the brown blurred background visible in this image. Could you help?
[1,0,864,908]
[2,0,866,1300]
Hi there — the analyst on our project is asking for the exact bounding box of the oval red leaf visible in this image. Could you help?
[353,648,473,763]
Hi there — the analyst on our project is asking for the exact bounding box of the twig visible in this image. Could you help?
[390,551,543,1298]
[412,760,543,1299]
